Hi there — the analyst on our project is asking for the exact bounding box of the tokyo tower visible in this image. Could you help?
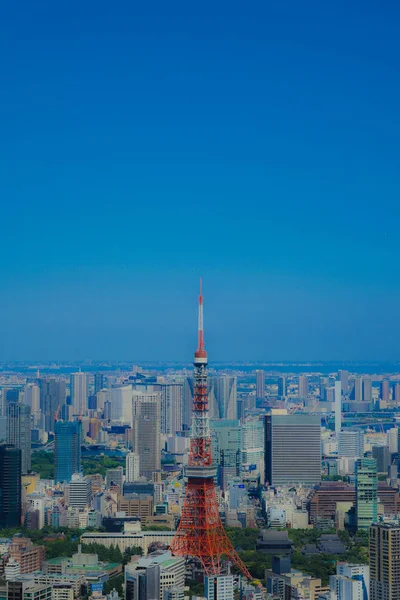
[170,281,252,578]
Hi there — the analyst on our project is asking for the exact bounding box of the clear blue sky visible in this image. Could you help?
[1,1,400,361]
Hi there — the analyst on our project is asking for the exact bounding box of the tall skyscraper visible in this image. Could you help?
[159,383,184,435]
[338,370,349,395]
[94,373,105,395]
[110,385,134,423]
[54,420,82,483]
[7,402,31,474]
[370,522,400,600]
[355,457,377,531]
[183,375,237,426]
[264,414,321,486]
[70,372,88,415]
[208,376,237,419]
[0,444,22,527]
[379,379,390,403]
[335,381,342,435]
[255,370,265,403]
[132,391,161,479]
[298,375,309,398]
[126,452,140,483]
[394,383,400,404]
[39,378,66,433]
[353,377,363,402]
[210,419,241,490]
[277,376,287,398]
[362,376,372,404]
[242,417,264,476]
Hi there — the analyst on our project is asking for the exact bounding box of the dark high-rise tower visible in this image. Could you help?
[7,402,31,474]
[39,378,66,433]
[0,444,22,527]
[170,282,251,578]
[54,420,82,483]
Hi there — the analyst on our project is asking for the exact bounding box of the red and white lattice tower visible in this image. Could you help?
[170,281,251,578]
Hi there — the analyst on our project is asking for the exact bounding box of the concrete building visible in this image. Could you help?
[81,530,175,554]
[105,467,124,490]
[126,452,140,483]
[159,383,183,435]
[110,385,133,423]
[298,375,309,398]
[117,494,153,523]
[335,381,342,435]
[23,384,41,428]
[125,551,185,600]
[210,419,241,490]
[132,391,161,479]
[67,474,92,509]
[205,574,234,600]
[370,522,400,600]
[7,403,31,474]
[242,417,264,476]
[9,536,46,574]
[70,372,88,416]
[264,414,321,486]
[355,458,377,531]
[330,562,369,600]
[363,377,373,404]
[338,429,364,460]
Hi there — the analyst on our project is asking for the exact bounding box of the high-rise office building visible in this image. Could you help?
[335,381,342,435]
[208,376,237,419]
[94,373,105,395]
[372,445,391,474]
[277,376,287,398]
[338,429,364,459]
[351,377,363,402]
[394,383,400,404]
[210,419,242,490]
[105,466,124,489]
[319,377,329,400]
[255,370,265,404]
[132,391,161,479]
[380,380,390,402]
[23,384,40,427]
[126,452,140,483]
[338,370,349,395]
[54,420,82,483]
[355,457,377,531]
[110,385,134,423]
[242,417,264,475]
[362,377,372,404]
[183,376,237,425]
[264,414,321,486]
[370,522,400,600]
[298,375,309,398]
[330,562,369,600]
[39,378,66,433]
[159,383,183,435]
[7,402,31,474]
[67,474,92,509]
[0,444,22,527]
[70,372,88,415]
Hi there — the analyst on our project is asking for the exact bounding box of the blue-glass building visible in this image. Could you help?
[54,420,82,483]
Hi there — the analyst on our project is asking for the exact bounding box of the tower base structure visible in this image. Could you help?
[170,473,252,578]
